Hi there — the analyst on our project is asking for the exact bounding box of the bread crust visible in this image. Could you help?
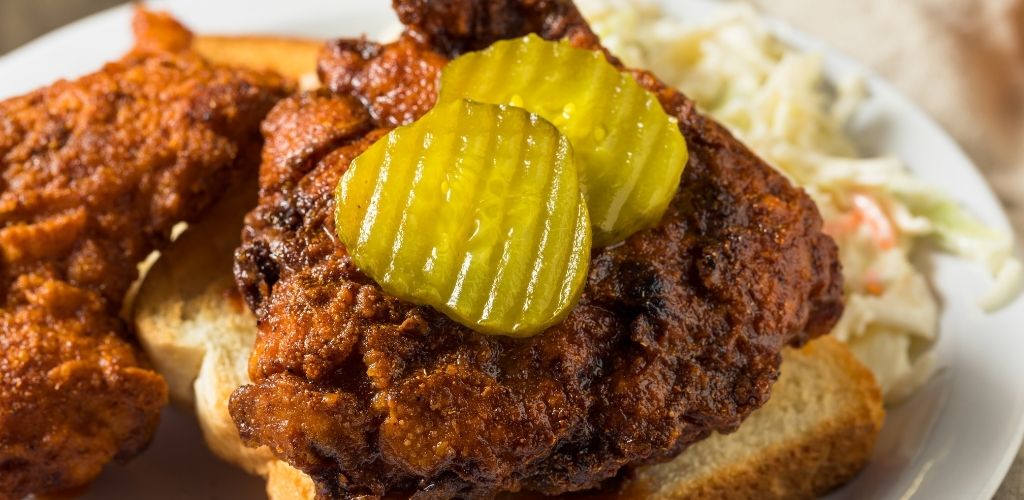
[619,337,885,500]
[193,36,322,81]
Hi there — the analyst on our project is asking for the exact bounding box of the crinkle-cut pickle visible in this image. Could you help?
[439,34,689,247]
[336,99,591,337]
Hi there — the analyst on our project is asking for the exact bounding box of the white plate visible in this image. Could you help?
[2,1,1022,499]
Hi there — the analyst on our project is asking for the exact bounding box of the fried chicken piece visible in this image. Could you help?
[230,1,843,497]
[0,10,289,499]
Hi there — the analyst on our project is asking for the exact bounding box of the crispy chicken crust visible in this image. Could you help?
[0,10,289,498]
[230,1,843,497]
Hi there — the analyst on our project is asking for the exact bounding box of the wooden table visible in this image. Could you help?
[1,1,1022,498]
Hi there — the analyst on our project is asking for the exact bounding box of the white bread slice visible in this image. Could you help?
[133,32,325,477]
[134,177,884,500]
[618,336,884,499]
[132,35,884,500]
[133,175,277,477]
[133,34,325,497]
[192,36,321,81]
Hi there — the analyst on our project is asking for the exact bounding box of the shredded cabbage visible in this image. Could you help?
[578,0,1022,403]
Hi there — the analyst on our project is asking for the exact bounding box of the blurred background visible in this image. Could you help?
[0,0,122,53]
[1,0,1021,497]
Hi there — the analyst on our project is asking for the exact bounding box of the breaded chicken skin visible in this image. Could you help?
[0,10,288,498]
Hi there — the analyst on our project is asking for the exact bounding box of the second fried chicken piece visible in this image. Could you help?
[0,10,289,499]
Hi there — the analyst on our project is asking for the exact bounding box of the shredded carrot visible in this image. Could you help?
[851,193,896,250]
[823,210,860,237]
[864,269,885,296]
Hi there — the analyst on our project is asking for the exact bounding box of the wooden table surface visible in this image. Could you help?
[1,1,1022,498]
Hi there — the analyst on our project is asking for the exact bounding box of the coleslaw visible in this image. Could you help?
[578,0,1022,403]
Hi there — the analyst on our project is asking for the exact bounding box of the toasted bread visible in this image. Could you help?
[133,35,884,500]
[618,337,884,499]
[194,35,322,81]
[136,208,884,499]
[134,180,884,500]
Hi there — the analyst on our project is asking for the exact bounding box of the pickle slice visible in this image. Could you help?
[439,34,689,246]
[336,100,591,337]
